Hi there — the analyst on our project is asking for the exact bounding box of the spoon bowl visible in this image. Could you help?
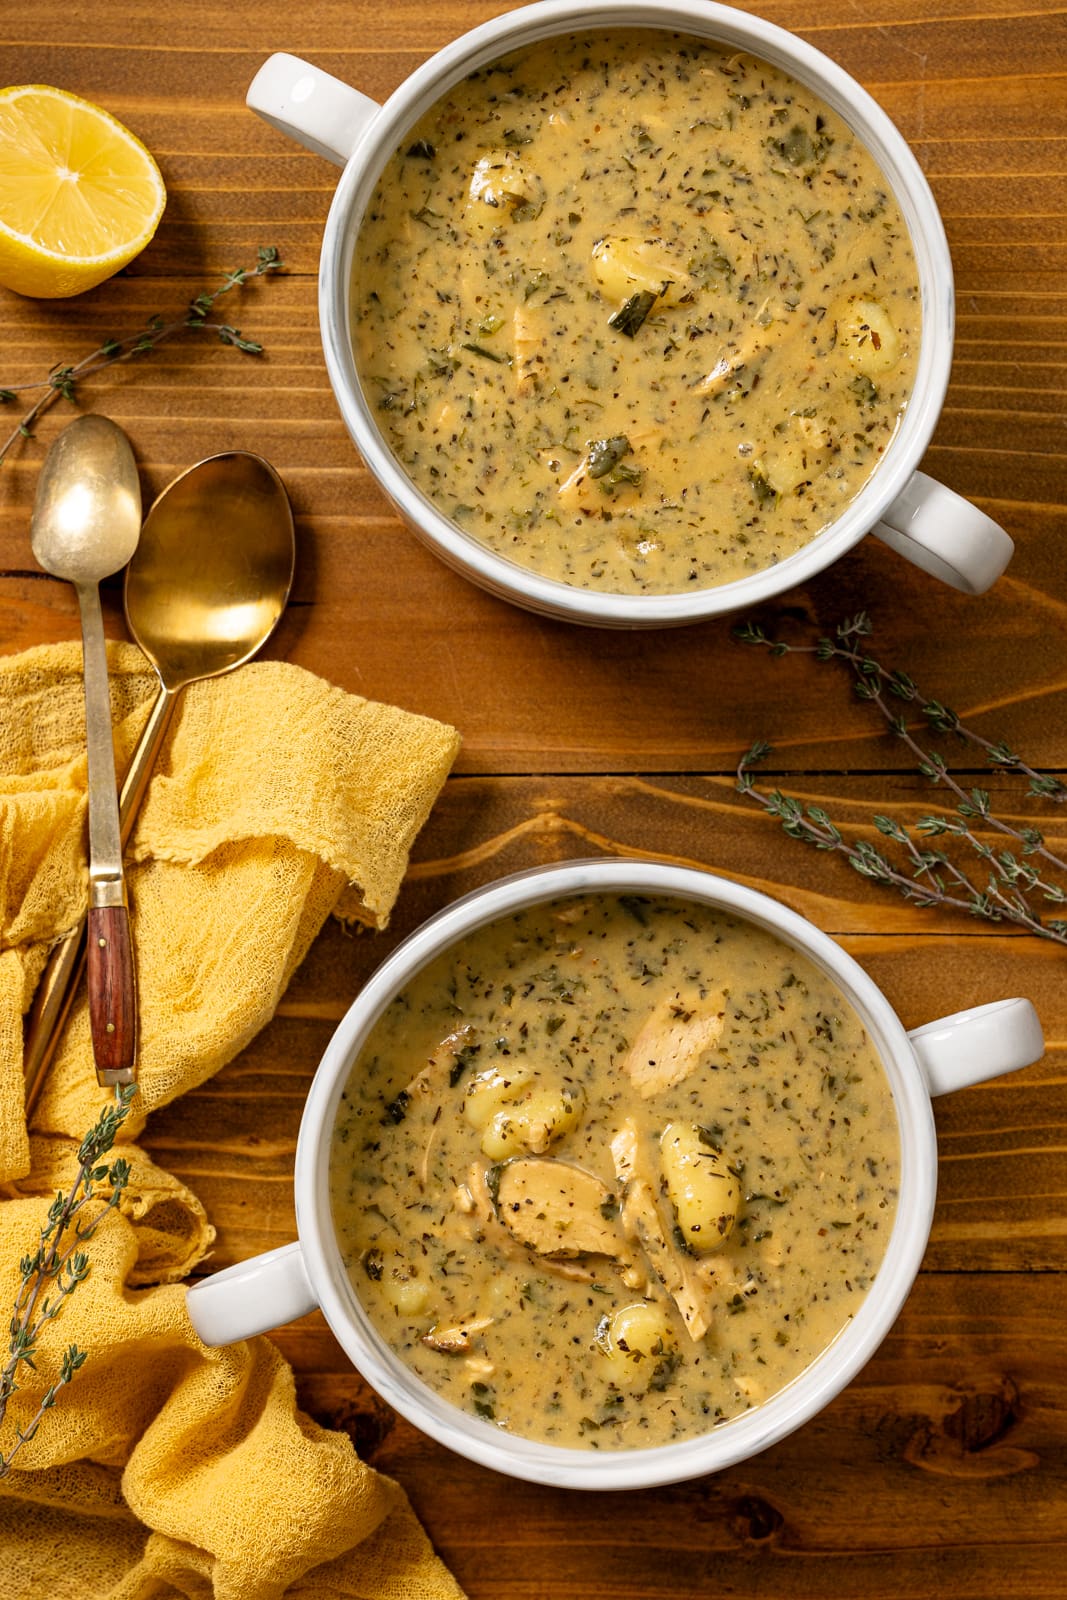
[117,451,296,827]
[30,414,141,583]
[126,451,295,693]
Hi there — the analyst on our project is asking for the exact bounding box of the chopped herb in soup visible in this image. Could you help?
[352,30,920,595]
[330,894,900,1450]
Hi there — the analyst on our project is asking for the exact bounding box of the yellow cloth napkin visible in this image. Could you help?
[0,641,465,1600]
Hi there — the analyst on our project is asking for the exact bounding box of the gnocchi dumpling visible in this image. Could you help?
[660,1122,742,1254]
[762,412,834,494]
[833,296,901,375]
[591,235,695,309]
[466,1068,584,1159]
[467,150,544,225]
[376,1253,432,1316]
[595,1299,679,1390]
[482,1080,584,1160]
[464,1066,533,1132]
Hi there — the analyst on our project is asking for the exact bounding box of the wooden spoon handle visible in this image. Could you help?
[86,904,138,1084]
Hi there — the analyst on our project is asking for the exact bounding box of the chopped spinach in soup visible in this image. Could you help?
[352,30,920,595]
[330,894,900,1450]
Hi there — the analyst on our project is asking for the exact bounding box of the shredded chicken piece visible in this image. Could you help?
[495,1157,622,1259]
[551,899,592,924]
[398,1023,475,1105]
[465,1160,610,1284]
[417,1122,439,1191]
[464,1356,496,1381]
[421,1315,494,1354]
[624,988,725,1098]
[694,298,803,394]
[512,305,547,391]
[555,455,602,516]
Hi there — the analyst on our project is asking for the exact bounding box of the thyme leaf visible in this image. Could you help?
[461,342,511,365]
[0,1087,136,1477]
[0,248,283,472]
[587,435,631,479]
[849,374,879,407]
[747,465,778,507]
[608,289,660,337]
[734,614,1067,946]
[769,121,834,170]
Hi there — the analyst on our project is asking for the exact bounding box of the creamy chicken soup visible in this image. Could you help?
[352,30,920,596]
[330,893,900,1450]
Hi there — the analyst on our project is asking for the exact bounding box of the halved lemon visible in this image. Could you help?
[0,85,166,298]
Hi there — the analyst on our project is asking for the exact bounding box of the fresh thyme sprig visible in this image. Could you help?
[734,613,1067,946]
[0,245,283,471]
[0,1085,137,1477]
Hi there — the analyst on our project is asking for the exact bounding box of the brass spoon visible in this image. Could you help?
[30,415,143,1088]
[120,451,296,835]
[24,451,295,1115]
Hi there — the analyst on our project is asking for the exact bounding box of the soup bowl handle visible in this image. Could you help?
[186,1241,317,1347]
[873,471,1014,595]
[246,53,380,168]
[908,996,1043,1098]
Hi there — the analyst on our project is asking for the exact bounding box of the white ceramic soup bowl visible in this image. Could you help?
[187,859,1044,1489]
[247,0,1013,629]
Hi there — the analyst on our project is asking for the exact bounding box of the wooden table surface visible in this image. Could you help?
[2,1,1065,1594]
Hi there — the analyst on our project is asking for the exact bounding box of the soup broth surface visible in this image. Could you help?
[330,894,900,1450]
[352,29,920,595]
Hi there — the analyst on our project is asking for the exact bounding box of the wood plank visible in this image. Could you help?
[266,1271,1067,1600]
[3,506,1065,776]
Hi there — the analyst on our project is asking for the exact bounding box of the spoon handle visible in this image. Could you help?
[117,683,180,837]
[77,582,138,1084]
[22,923,85,1118]
[21,684,177,1113]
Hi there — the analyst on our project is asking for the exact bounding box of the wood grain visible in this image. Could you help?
[2,0,1066,1593]
[279,1272,1067,1599]
[85,904,137,1079]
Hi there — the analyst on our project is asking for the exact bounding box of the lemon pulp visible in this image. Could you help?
[0,84,166,298]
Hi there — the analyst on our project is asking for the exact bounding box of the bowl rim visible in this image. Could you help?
[294,859,938,1488]
[316,0,955,626]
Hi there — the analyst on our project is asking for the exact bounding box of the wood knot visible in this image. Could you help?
[730,1493,785,1545]
[942,1379,1020,1453]
[313,1396,395,1462]
[902,1376,1037,1479]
